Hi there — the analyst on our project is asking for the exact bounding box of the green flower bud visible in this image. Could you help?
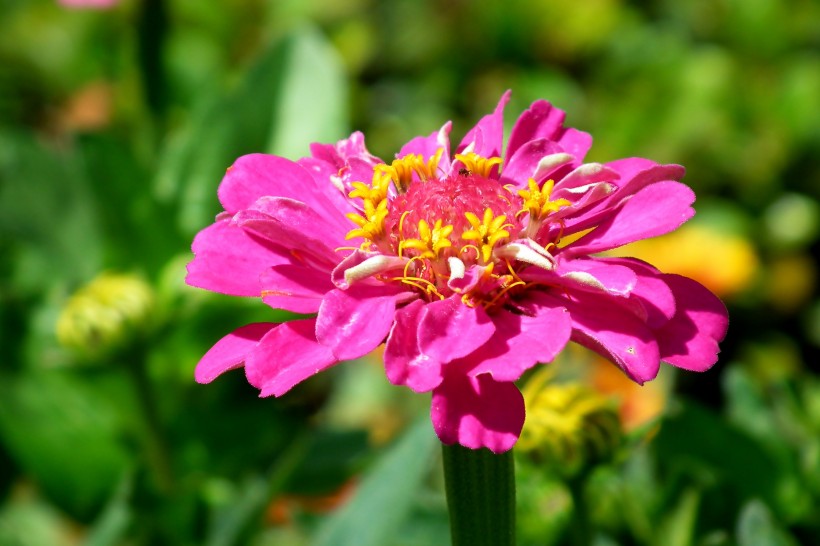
[56,272,155,360]
[518,368,623,476]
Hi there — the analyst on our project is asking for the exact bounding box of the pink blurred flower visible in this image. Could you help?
[58,0,119,9]
[187,91,728,453]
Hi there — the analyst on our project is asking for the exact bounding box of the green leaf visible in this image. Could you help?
[313,416,438,546]
[204,431,311,546]
[83,472,134,546]
[653,401,781,509]
[154,26,348,236]
[0,129,103,291]
[265,25,348,158]
[0,370,130,519]
[653,487,700,546]
[736,499,799,546]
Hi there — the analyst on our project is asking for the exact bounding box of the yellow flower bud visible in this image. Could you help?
[519,367,622,476]
[56,273,155,360]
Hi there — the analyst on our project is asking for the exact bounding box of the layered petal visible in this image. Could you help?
[384,300,444,392]
[195,322,277,383]
[563,161,686,233]
[245,318,338,397]
[507,99,568,160]
[466,293,571,381]
[553,258,638,297]
[565,181,696,255]
[234,198,342,267]
[218,154,346,224]
[500,139,565,188]
[457,90,511,159]
[187,220,288,297]
[431,373,525,453]
[399,122,452,170]
[656,274,728,372]
[601,257,676,328]
[260,264,334,314]
[315,285,405,361]
[419,296,496,362]
[554,291,661,384]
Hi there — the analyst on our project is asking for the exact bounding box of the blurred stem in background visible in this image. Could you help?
[137,0,168,125]
[123,347,174,494]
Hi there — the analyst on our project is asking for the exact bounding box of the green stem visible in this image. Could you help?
[566,474,592,546]
[124,353,174,493]
[441,444,515,546]
[137,0,168,120]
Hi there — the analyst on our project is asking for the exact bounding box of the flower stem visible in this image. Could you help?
[137,0,168,119]
[566,473,592,546]
[124,351,174,493]
[441,444,515,546]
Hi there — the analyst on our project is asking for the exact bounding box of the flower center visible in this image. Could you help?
[385,172,523,260]
[345,151,538,308]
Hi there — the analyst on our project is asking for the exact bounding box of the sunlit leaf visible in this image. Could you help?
[736,499,799,546]
[153,25,348,236]
[313,416,438,546]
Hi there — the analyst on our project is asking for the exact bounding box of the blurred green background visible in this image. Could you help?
[1,0,819,545]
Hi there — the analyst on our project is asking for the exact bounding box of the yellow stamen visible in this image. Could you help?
[345,199,388,241]
[518,178,572,221]
[399,219,454,259]
[454,152,503,177]
[373,149,445,194]
[462,208,511,263]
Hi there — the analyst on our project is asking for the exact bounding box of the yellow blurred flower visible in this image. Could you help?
[519,366,622,476]
[588,355,669,432]
[608,223,758,298]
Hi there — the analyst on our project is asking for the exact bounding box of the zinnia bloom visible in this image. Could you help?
[188,91,728,453]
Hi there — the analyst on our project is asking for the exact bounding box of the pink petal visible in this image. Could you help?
[418,296,496,363]
[260,264,334,314]
[187,220,288,297]
[384,300,444,392]
[604,158,685,200]
[556,128,593,164]
[244,319,338,397]
[562,161,686,234]
[234,199,342,268]
[331,250,407,289]
[398,122,452,171]
[500,138,565,188]
[553,163,620,194]
[195,322,277,383]
[507,99,568,160]
[245,195,349,246]
[218,154,349,223]
[299,131,382,210]
[656,274,728,372]
[555,259,638,297]
[466,294,571,381]
[601,257,676,328]
[555,291,661,384]
[431,373,525,453]
[566,181,696,255]
[457,90,511,159]
[315,286,402,360]
[447,263,486,294]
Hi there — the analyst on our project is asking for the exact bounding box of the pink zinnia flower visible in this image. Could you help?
[188,92,728,453]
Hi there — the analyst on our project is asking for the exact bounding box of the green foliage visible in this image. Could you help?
[1,0,818,544]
